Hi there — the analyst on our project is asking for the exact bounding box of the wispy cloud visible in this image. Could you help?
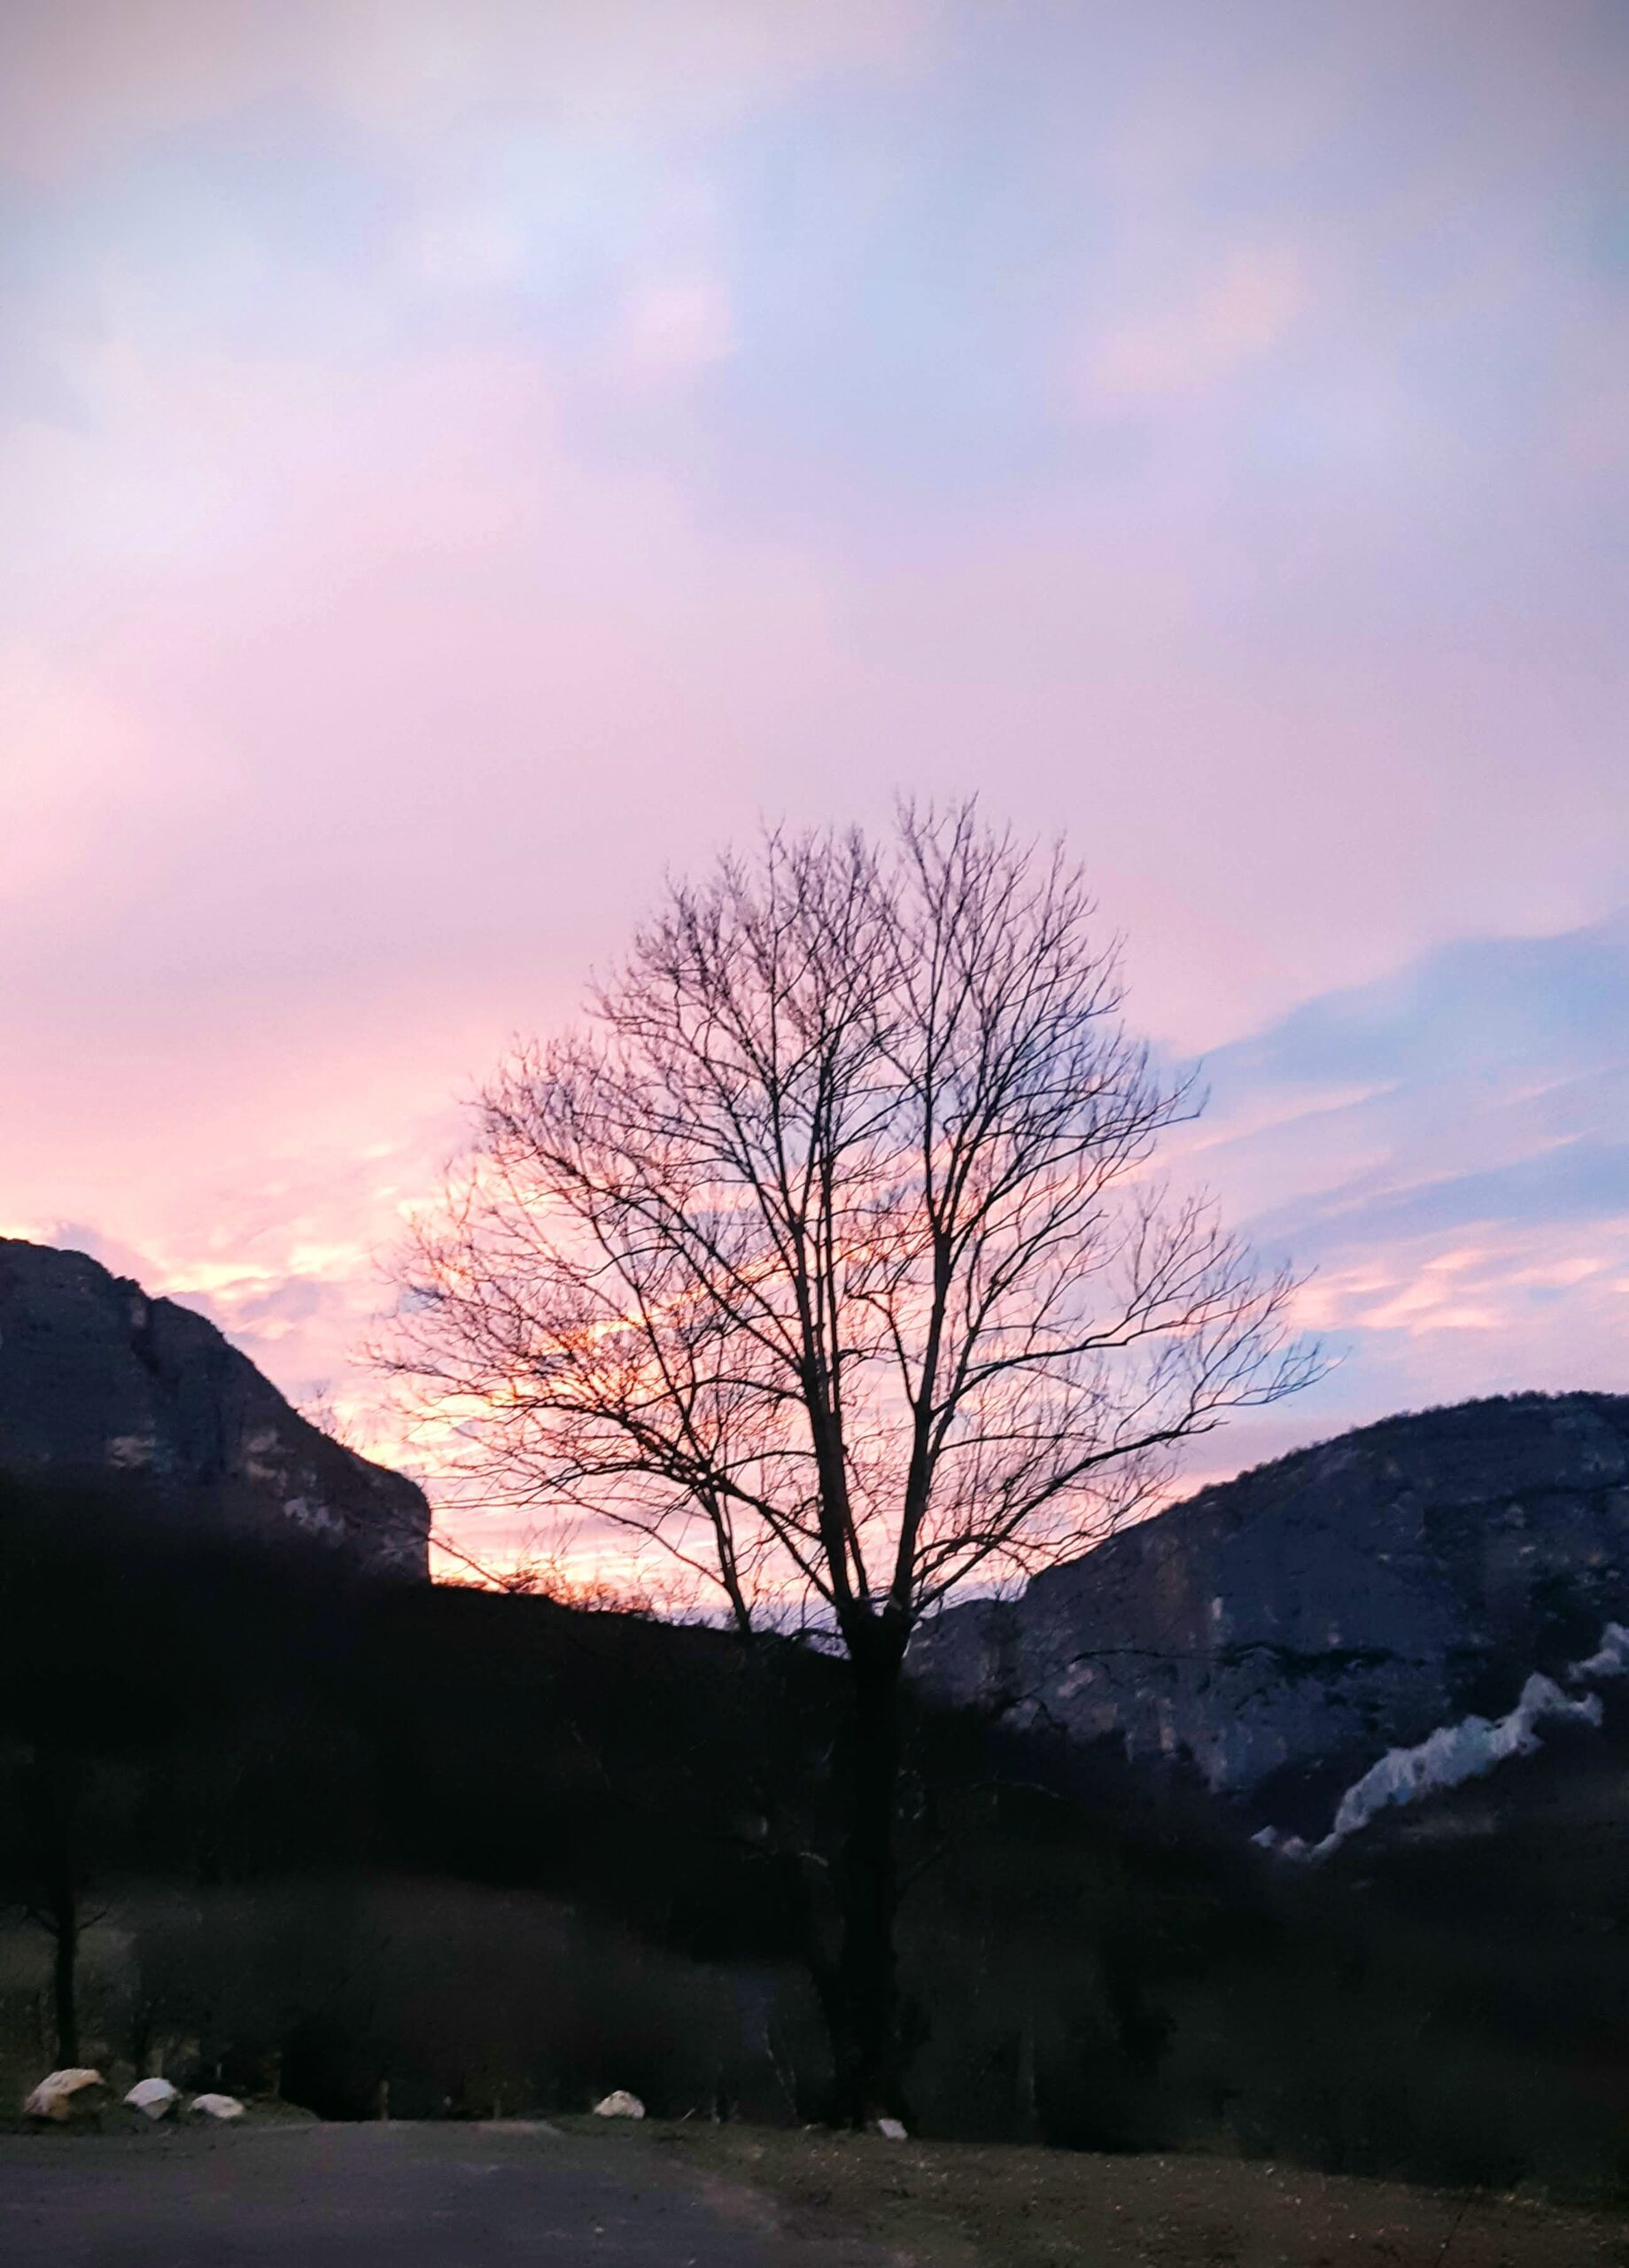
[1176,913,1629,1475]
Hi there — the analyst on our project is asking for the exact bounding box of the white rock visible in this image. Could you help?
[189,2092,246,2121]
[592,2090,645,2120]
[125,2078,181,2120]
[873,2117,909,2140]
[23,2069,107,2122]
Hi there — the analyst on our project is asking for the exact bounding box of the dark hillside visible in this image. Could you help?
[5,1471,1629,2197]
[0,1472,817,1954]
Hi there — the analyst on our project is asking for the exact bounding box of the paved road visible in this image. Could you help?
[0,2122,891,2267]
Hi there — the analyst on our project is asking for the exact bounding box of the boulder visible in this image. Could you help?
[592,2090,645,2120]
[189,2092,246,2121]
[23,2069,108,2123]
[124,2077,180,2121]
[873,2117,909,2140]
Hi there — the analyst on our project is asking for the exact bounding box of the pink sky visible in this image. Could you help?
[2,2,1625,1573]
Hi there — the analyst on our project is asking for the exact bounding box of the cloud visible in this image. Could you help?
[0,655,147,901]
[1274,1140,1629,1251]
[10,908,1621,1565]
[616,276,737,380]
[1171,913,1629,1477]
[1190,914,1629,1228]
[1,1,1625,1570]
[0,0,931,180]
[1084,245,1305,404]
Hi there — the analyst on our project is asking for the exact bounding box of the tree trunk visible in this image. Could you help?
[50,1879,80,2068]
[35,1754,83,2070]
[832,1627,907,2127]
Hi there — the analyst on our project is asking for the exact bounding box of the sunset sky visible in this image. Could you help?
[3,2,1625,1565]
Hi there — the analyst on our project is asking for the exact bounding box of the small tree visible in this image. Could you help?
[0,1741,114,2069]
[386,804,1315,2121]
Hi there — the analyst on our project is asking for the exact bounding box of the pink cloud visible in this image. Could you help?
[1083,245,1306,404]
[0,0,933,182]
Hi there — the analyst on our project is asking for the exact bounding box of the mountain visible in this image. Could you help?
[911,1392,1629,1825]
[0,1237,428,1577]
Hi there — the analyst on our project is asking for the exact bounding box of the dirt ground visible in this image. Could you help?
[612,2119,1629,2268]
[3,2115,1626,2268]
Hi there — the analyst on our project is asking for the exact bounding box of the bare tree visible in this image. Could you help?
[0,1742,109,2068]
[384,804,1316,2122]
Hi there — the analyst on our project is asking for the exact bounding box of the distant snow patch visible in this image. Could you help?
[1260,1621,1625,1860]
[1570,1621,1629,1681]
[1314,1674,1599,1856]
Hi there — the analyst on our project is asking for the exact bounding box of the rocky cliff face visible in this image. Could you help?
[0,1238,429,1578]
[911,1394,1629,1810]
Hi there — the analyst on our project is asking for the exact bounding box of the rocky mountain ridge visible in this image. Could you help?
[911,1391,1629,1818]
[0,1237,428,1577]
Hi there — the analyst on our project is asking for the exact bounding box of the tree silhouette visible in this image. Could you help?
[386,803,1316,2120]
